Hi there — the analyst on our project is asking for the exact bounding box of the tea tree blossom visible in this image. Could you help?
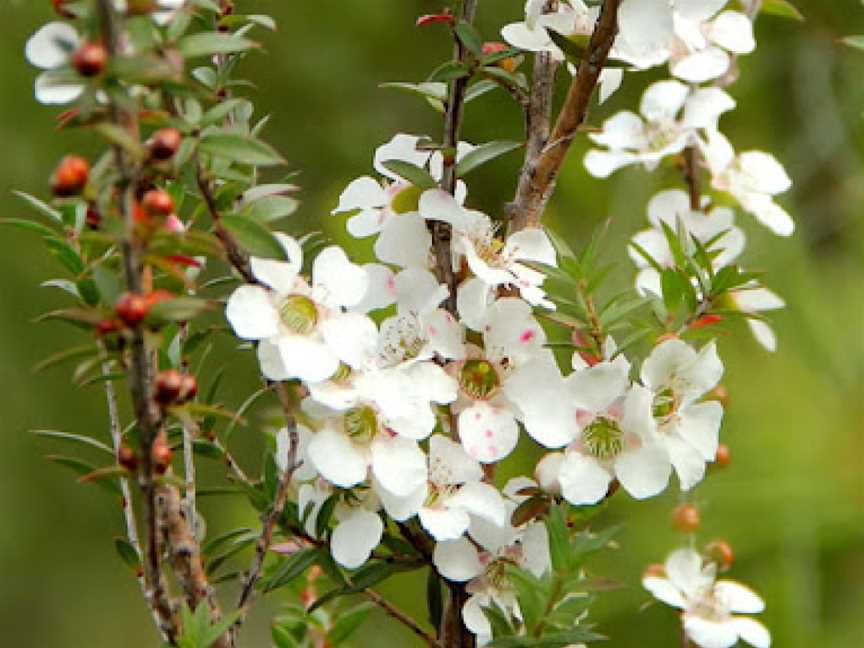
[643,547,771,648]
[584,81,735,178]
[226,234,372,383]
[25,22,83,104]
[728,285,786,352]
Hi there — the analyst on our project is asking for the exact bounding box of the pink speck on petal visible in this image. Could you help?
[474,412,482,421]
[519,329,536,343]
[386,275,396,294]
[487,445,497,457]
[427,325,438,336]
[484,429,494,439]
[470,446,481,458]
[575,409,593,427]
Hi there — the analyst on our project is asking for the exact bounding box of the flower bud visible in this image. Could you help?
[690,314,723,330]
[127,0,157,15]
[154,369,184,405]
[705,539,734,572]
[705,384,730,408]
[72,41,108,77]
[151,433,173,474]
[52,0,75,18]
[144,289,174,310]
[149,128,182,161]
[672,503,701,533]
[86,205,101,230]
[715,443,731,468]
[51,155,90,197]
[643,563,666,579]
[416,12,455,27]
[95,318,123,336]
[115,292,149,326]
[141,188,175,218]
[117,445,138,472]
[178,373,198,403]
[482,42,519,72]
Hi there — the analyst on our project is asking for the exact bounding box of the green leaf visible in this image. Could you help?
[33,344,98,374]
[201,98,253,127]
[45,455,122,495]
[328,603,373,645]
[315,493,339,538]
[545,503,573,575]
[201,608,242,647]
[545,29,628,68]
[178,33,258,59]
[426,568,443,630]
[380,81,447,102]
[456,140,522,176]
[199,132,285,167]
[114,537,141,570]
[380,160,438,189]
[761,0,804,21]
[0,217,58,238]
[506,567,545,632]
[455,20,483,56]
[12,190,63,224]
[271,625,301,648]
[44,237,85,275]
[31,429,114,455]
[661,268,697,313]
[220,214,287,259]
[241,195,299,222]
[264,548,319,592]
[202,527,254,556]
[148,297,214,323]
[841,35,864,50]
[428,60,471,83]
[482,601,515,638]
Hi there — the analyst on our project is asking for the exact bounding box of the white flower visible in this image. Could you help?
[629,189,745,296]
[25,22,84,105]
[225,234,371,383]
[379,435,507,542]
[419,189,557,321]
[113,0,186,25]
[728,285,785,352]
[449,298,552,463]
[641,339,724,490]
[644,548,771,648]
[526,351,671,504]
[585,81,735,178]
[701,130,794,236]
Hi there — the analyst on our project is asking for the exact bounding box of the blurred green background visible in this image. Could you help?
[1,0,862,646]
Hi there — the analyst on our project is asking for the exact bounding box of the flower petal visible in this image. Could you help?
[614,442,671,499]
[333,176,387,214]
[671,47,731,83]
[313,246,368,308]
[731,617,771,648]
[277,335,340,383]
[307,425,368,488]
[458,403,519,464]
[370,434,428,496]
[433,537,484,582]
[420,506,471,542]
[447,481,507,527]
[715,580,766,614]
[26,22,78,69]
[331,509,383,569]
[643,575,687,609]
[373,133,430,180]
[374,213,432,268]
[226,285,278,340]
[709,11,756,54]
[558,451,612,505]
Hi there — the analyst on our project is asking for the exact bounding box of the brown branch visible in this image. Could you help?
[508,0,560,233]
[508,0,622,231]
[231,382,302,641]
[681,146,702,211]
[365,588,440,648]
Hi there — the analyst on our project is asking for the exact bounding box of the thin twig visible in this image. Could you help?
[681,146,702,211]
[365,588,440,648]
[508,0,622,231]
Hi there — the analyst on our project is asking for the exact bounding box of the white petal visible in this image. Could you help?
[599,68,624,104]
[277,335,340,383]
[462,594,492,638]
[26,22,78,69]
[352,263,397,313]
[430,435,483,485]
[225,285,278,340]
[621,384,658,441]
[630,228,672,268]
[642,575,687,609]
[331,510,383,569]
[520,522,552,576]
[448,482,507,527]
[702,129,736,175]
[664,433,707,491]
[504,228,556,265]
[640,80,690,123]
[307,426,368,488]
[709,11,756,54]
[458,404,519,464]
[566,360,630,414]
[376,480,426,522]
[370,434,428,496]
[457,277,493,331]
[671,47,731,83]
[731,617,771,648]
[684,616,739,648]
[505,357,577,449]
[666,547,714,598]
[346,208,387,238]
[374,213,432,268]
[584,149,640,178]
[319,312,378,370]
[618,0,674,59]
[683,87,736,130]
[483,297,546,361]
[715,580,766,614]
[433,537,484,582]
[738,151,792,195]
[590,111,648,150]
[501,21,554,53]
[419,189,468,228]
[535,452,564,493]
[677,0,727,23]
[420,507,471,542]
[614,443,670,499]
[747,319,777,352]
[738,193,794,237]
[257,339,290,381]
[734,287,785,313]
[34,73,84,105]
[424,309,466,360]
[250,234,302,294]
[559,451,612,505]
[313,246,368,308]
[648,188,691,225]
[333,176,387,214]
[676,401,723,461]
[373,133,431,180]
[395,267,448,315]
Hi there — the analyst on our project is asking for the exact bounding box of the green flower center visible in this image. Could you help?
[652,387,677,419]
[583,417,624,460]
[279,295,318,334]
[460,359,500,399]
[344,406,378,442]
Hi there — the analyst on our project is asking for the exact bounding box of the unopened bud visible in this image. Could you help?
[416,12,455,27]
[149,128,182,161]
[482,42,519,73]
[115,292,149,327]
[96,318,123,336]
[672,503,701,533]
[705,539,734,572]
[72,41,107,77]
[715,443,731,468]
[690,314,723,330]
[127,0,157,15]
[86,205,101,230]
[117,445,138,472]
[154,369,184,405]
[52,0,75,18]
[141,188,175,218]
[151,433,173,474]
[51,155,90,197]
[178,373,198,402]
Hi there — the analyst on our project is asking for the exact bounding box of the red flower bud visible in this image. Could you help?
[715,443,731,468]
[95,318,123,336]
[141,188,175,218]
[144,289,174,309]
[149,128,182,161]
[690,314,723,330]
[705,540,734,572]
[52,0,75,18]
[672,503,701,533]
[178,373,198,403]
[115,292,149,327]
[117,445,138,472]
[72,41,108,78]
[416,13,455,27]
[482,41,519,72]
[51,155,90,197]
[86,205,101,230]
[154,369,184,405]
[151,433,173,474]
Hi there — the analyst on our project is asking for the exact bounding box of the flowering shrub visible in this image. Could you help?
[12,1,806,646]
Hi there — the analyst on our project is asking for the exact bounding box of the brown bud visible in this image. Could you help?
[95,318,123,336]
[51,155,90,197]
[151,433,173,474]
[126,0,157,15]
[482,41,519,73]
[141,188,175,218]
[117,445,138,472]
[52,0,75,18]
[178,373,198,403]
[705,539,734,572]
[643,563,666,579]
[715,443,731,468]
[86,205,101,230]
[115,292,149,327]
[672,503,701,533]
[706,384,730,408]
[154,369,184,405]
[149,128,182,160]
[72,41,108,77]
